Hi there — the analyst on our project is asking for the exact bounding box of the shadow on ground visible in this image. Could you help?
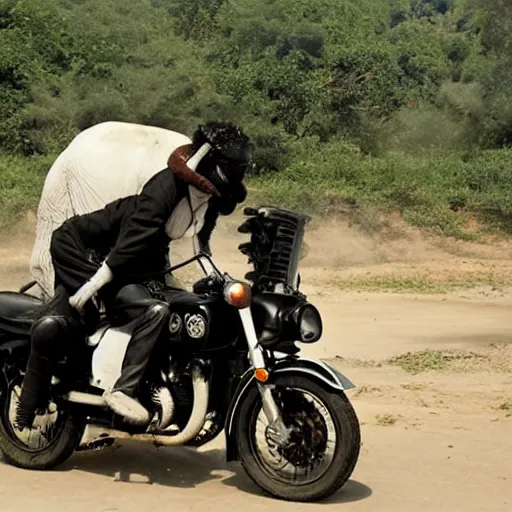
[221,470,372,504]
[60,440,372,504]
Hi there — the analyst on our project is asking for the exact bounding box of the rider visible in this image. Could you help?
[16,121,252,429]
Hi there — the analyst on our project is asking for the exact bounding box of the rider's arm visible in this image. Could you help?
[195,181,247,255]
[195,199,219,257]
[68,169,178,311]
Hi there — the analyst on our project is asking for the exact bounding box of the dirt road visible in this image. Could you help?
[0,218,511,512]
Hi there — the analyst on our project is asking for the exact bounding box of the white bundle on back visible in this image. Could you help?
[30,121,191,298]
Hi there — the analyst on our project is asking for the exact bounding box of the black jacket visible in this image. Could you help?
[50,165,244,294]
[51,168,215,293]
[75,169,183,273]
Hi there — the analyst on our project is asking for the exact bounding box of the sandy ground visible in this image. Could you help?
[0,214,511,512]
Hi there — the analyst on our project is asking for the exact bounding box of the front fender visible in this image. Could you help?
[224,357,355,462]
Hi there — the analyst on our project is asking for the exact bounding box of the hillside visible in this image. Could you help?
[1,0,512,238]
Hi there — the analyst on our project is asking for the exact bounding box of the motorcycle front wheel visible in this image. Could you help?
[235,375,361,502]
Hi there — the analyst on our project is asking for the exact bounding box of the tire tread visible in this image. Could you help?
[0,388,84,471]
[236,375,361,502]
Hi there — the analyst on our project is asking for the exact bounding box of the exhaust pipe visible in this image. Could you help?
[72,364,210,447]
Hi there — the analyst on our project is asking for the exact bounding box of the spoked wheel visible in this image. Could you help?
[0,371,84,470]
[236,375,361,502]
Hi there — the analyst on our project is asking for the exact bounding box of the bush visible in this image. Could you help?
[248,141,512,238]
[2,0,512,240]
[0,154,54,229]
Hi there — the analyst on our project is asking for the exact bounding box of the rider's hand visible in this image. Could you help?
[69,262,113,311]
[193,273,222,295]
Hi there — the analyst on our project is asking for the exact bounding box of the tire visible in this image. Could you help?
[0,376,85,471]
[235,375,361,502]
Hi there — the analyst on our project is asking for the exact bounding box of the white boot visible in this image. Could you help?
[103,390,150,425]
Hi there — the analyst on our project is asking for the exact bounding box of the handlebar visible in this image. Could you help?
[167,252,224,280]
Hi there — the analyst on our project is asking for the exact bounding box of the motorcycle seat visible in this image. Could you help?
[0,292,42,337]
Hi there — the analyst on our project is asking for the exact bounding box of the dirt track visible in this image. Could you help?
[0,216,511,511]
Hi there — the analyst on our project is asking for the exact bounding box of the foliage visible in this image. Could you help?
[0,153,53,229]
[1,0,512,236]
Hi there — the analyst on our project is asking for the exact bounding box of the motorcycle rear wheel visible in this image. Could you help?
[0,373,84,470]
[236,374,361,502]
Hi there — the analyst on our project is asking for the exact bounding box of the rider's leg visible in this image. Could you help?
[15,315,68,430]
[16,226,102,430]
[103,284,170,425]
[15,284,82,430]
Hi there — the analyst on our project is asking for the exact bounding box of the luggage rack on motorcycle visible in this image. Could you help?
[237,206,309,295]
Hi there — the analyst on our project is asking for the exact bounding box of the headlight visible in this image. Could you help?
[292,303,322,343]
[224,280,252,309]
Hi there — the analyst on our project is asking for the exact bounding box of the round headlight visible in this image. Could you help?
[294,304,322,343]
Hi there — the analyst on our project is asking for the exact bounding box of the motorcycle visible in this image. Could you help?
[0,206,360,502]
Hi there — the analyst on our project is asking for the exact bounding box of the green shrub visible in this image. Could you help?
[0,154,54,229]
[249,141,512,238]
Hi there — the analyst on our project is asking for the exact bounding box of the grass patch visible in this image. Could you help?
[401,384,426,391]
[388,349,489,374]
[375,414,399,426]
[331,344,511,379]
[498,402,512,411]
[334,344,511,374]
[329,275,512,294]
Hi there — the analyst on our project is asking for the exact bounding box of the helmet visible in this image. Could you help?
[167,121,252,205]
[192,121,253,199]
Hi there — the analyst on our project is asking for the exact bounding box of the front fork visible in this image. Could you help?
[238,308,291,446]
